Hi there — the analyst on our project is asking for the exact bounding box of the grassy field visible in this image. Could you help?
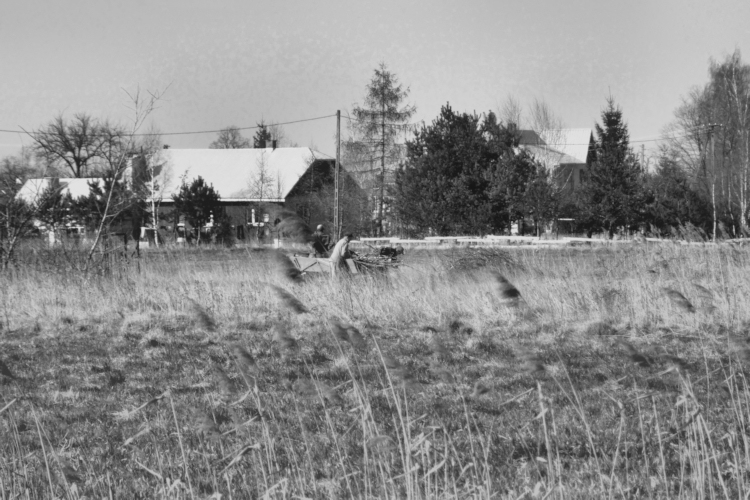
[1,243,750,499]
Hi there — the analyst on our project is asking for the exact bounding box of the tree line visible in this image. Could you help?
[2,50,748,267]
[352,52,748,239]
[388,95,716,239]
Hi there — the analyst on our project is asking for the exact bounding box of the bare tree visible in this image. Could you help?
[80,86,167,267]
[660,50,750,237]
[0,148,35,200]
[499,95,523,129]
[529,97,565,135]
[248,150,275,200]
[518,98,569,190]
[267,122,287,147]
[210,126,251,149]
[501,97,571,228]
[31,114,126,178]
[133,126,173,247]
[716,51,750,231]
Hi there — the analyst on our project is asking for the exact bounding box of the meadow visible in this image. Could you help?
[1,242,750,499]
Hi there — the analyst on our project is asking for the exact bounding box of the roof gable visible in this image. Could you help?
[517,130,546,146]
[151,147,331,201]
[539,129,593,164]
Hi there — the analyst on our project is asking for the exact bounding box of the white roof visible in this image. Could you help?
[539,129,593,164]
[152,147,331,200]
[16,177,102,204]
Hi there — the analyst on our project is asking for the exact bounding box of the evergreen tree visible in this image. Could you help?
[645,153,712,235]
[36,180,74,230]
[70,177,140,235]
[212,209,235,246]
[253,121,273,148]
[171,176,221,243]
[579,97,644,237]
[524,165,558,236]
[394,105,484,235]
[394,105,539,236]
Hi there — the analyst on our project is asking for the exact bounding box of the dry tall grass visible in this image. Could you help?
[1,243,749,498]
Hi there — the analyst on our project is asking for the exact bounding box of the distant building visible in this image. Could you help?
[17,146,364,243]
[141,146,364,240]
[518,128,595,191]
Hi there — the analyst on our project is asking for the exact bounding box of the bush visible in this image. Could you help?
[213,212,235,247]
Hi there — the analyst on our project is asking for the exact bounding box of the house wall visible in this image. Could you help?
[552,164,577,192]
[155,201,286,242]
[284,159,369,235]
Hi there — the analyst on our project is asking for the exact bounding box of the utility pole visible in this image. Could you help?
[334,110,341,240]
[640,144,645,172]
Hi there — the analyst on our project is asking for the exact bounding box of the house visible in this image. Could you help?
[15,146,364,243]
[140,146,365,240]
[518,128,595,191]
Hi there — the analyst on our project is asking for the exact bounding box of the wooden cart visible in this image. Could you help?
[289,253,401,275]
[290,255,360,275]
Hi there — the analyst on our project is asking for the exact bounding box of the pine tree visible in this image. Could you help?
[524,164,558,236]
[394,105,486,235]
[645,153,712,235]
[394,105,537,236]
[580,97,644,237]
[171,176,221,243]
[253,121,273,148]
[70,178,137,232]
[36,180,74,230]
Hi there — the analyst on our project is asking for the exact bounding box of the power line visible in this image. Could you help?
[341,114,419,129]
[0,114,336,137]
[0,111,709,148]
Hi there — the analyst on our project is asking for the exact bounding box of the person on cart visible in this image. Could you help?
[311,224,330,257]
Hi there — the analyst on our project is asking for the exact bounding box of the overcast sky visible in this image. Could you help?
[1,0,749,160]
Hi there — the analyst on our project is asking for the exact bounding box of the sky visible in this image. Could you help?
[1,0,749,161]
